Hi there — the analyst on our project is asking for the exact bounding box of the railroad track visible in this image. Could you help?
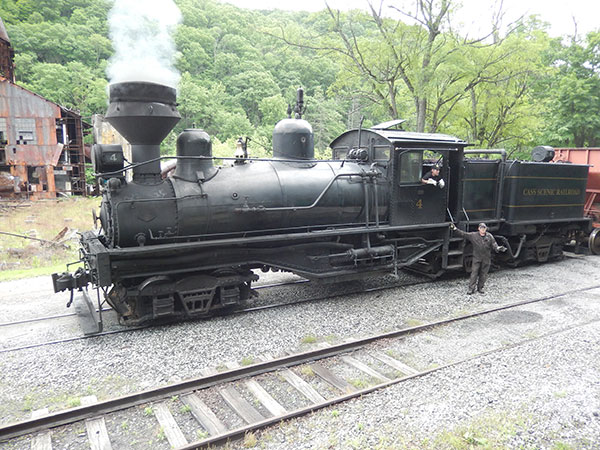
[2,283,598,449]
[0,276,430,354]
[0,278,309,330]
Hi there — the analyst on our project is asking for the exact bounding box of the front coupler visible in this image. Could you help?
[52,267,90,295]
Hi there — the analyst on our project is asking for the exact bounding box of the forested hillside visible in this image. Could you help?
[1,0,600,158]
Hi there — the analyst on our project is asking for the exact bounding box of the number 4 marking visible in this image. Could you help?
[416,199,423,209]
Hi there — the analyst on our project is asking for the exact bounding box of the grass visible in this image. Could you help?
[418,409,531,450]
[405,318,424,327]
[66,397,81,408]
[301,334,318,344]
[196,430,209,440]
[0,197,99,281]
[300,366,315,377]
[0,262,84,282]
[180,404,192,414]
[240,356,254,366]
[242,431,258,448]
[349,378,370,389]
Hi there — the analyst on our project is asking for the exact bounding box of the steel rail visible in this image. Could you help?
[252,278,309,290]
[0,308,113,328]
[0,278,305,329]
[1,283,598,442]
[0,279,312,353]
[0,278,429,354]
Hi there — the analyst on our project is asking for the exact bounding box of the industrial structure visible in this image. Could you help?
[0,17,88,200]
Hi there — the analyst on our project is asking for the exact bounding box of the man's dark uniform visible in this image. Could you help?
[422,169,440,183]
[453,225,503,293]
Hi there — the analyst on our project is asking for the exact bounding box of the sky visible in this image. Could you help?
[222,0,600,39]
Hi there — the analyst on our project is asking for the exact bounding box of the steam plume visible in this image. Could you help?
[107,0,182,88]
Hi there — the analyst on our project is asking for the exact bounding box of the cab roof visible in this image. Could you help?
[330,128,468,150]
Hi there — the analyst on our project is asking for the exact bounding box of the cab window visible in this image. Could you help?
[373,146,390,162]
[398,151,422,184]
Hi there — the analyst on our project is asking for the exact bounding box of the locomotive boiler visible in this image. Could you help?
[53,81,597,329]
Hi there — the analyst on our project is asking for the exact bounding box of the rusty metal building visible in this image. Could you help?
[0,17,88,200]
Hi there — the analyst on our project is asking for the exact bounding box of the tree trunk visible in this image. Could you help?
[416,97,427,133]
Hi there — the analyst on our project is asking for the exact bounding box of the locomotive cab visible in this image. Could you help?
[330,127,467,227]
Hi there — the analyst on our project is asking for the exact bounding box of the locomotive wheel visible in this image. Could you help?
[589,228,600,255]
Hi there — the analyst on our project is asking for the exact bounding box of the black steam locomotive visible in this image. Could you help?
[53,82,596,327]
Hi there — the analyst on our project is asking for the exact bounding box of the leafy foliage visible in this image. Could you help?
[1,0,599,156]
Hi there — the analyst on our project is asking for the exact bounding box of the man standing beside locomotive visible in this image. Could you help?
[450,223,507,295]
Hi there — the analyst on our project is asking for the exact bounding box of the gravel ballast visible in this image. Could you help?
[0,254,599,448]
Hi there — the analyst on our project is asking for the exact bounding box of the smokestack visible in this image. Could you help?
[105,81,180,182]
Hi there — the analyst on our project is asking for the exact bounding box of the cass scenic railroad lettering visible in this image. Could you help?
[523,188,581,196]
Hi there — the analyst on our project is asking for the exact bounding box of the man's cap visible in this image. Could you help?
[433,164,441,170]
[478,222,487,229]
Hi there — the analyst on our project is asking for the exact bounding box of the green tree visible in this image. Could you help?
[540,31,600,147]
[22,61,107,115]
[450,24,551,150]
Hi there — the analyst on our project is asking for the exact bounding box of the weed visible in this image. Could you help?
[405,318,424,327]
[327,433,339,446]
[349,378,370,389]
[385,348,400,358]
[243,431,258,447]
[552,443,574,450]
[523,331,540,339]
[240,356,254,366]
[180,404,192,414]
[276,374,287,383]
[197,429,209,440]
[553,391,567,398]
[430,409,533,449]
[67,397,81,408]
[22,394,35,412]
[331,409,340,418]
[300,366,315,377]
[325,334,338,344]
[462,431,488,446]
[143,406,153,416]
[157,427,165,441]
[120,420,129,431]
[301,334,317,344]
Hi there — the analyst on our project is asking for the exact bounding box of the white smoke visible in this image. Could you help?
[107,0,182,88]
